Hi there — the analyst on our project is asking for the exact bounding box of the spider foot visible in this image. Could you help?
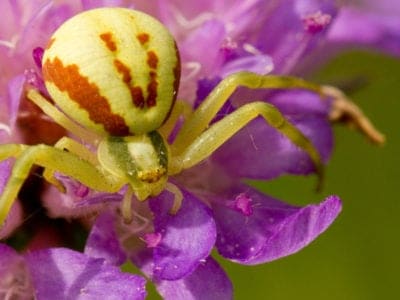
[165,182,183,215]
[121,188,134,224]
[323,85,385,145]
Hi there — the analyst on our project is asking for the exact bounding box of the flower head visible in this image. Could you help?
[0,0,394,298]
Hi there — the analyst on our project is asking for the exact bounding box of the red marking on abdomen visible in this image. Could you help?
[130,86,145,108]
[145,51,159,107]
[147,71,158,107]
[43,57,130,136]
[99,32,117,52]
[114,59,145,108]
[136,33,150,45]
[114,59,132,83]
[147,51,158,69]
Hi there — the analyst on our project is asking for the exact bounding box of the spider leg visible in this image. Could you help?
[172,71,322,153]
[27,89,100,146]
[121,186,134,224]
[0,144,28,161]
[169,101,324,188]
[120,183,183,223]
[42,136,99,192]
[164,182,183,214]
[0,144,124,225]
[323,85,385,145]
[158,100,192,139]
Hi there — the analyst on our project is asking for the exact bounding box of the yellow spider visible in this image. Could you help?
[0,7,324,226]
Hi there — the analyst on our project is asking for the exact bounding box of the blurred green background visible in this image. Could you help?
[220,51,400,300]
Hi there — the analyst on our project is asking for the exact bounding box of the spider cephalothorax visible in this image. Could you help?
[0,7,324,226]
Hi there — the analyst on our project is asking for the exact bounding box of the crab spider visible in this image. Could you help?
[0,8,324,226]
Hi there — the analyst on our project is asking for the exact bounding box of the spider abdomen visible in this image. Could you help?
[42,7,180,136]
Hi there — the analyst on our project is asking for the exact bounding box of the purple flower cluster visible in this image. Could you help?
[0,0,396,299]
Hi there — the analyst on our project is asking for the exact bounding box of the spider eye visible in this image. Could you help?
[42,7,180,136]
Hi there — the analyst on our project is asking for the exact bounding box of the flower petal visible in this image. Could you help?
[0,243,34,298]
[328,6,400,56]
[81,0,134,10]
[220,54,274,77]
[180,19,227,77]
[255,0,337,73]
[0,159,11,194]
[0,243,24,276]
[0,200,23,239]
[211,184,341,265]
[6,75,25,131]
[149,188,217,280]
[25,248,147,300]
[156,256,233,300]
[85,212,127,266]
[156,0,268,39]
[177,19,227,101]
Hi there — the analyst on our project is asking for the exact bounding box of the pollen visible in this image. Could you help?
[302,11,332,34]
[232,193,253,216]
[143,232,162,248]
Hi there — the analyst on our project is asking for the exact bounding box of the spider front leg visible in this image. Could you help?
[172,71,323,153]
[0,144,124,225]
[158,100,193,139]
[169,101,324,188]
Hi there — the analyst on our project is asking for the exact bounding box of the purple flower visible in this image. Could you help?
[0,0,395,299]
[0,243,146,299]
